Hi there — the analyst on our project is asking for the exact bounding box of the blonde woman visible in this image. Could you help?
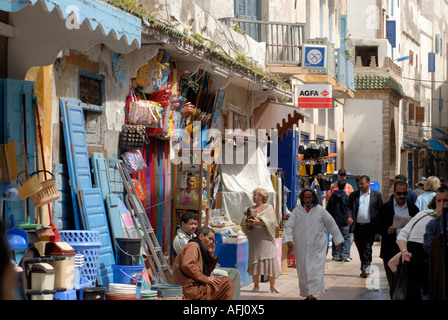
[415,176,441,211]
[245,188,280,293]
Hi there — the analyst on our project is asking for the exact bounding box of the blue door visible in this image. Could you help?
[60,98,93,229]
[278,130,299,210]
[234,0,261,40]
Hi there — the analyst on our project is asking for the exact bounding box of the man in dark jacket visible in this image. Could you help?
[346,175,384,278]
[327,180,351,262]
[388,174,418,204]
[375,180,420,298]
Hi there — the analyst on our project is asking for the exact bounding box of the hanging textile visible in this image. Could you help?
[140,138,171,250]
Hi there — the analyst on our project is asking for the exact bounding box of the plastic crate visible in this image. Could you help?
[53,289,77,300]
[59,230,101,287]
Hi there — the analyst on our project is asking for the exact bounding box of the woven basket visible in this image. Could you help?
[18,175,43,200]
[29,170,60,207]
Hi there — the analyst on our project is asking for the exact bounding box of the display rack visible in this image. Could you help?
[171,149,212,249]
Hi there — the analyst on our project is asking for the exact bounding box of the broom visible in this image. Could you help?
[34,95,60,242]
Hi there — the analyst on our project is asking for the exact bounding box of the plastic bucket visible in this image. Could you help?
[30,263,55,300]
[45,242,76,291]
[115,238,141,266]
[112,264,144,285]
[150,284,183,300]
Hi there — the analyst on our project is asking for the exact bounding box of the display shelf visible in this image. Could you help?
[171,149,212,257]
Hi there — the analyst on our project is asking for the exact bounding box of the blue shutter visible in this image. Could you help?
[91,152,111,200]
[386,20,396,48]
[234,0,260,40]
[106,194,123,241]
[60,98,92,190]
[429,52,435,72]
[436,34,440,54]
[60,98,93,229]
[79,187,115,287]
[340,15,347,52]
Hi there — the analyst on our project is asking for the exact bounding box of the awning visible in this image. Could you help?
[428,139,448,151]
[253,100,308,136]
[403,141,417,149]
[2,0,141,78]
[0,0,141,46]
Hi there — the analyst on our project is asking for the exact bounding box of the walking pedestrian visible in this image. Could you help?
[325,168,354,202]
[375,180,420,298]
[283,188,343,300]
[346,175,383,278]
[326,180,352,262]
[389,174,418,204]
[413,177,426,196]
[394,196,437,300]
[415,176,440,211]
[422,186,448,299]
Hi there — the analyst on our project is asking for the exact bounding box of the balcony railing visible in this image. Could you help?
[220,17,306,65]
[336,49,355,91]
[219,18,354,92]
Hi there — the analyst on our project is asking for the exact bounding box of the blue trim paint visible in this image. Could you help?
[0,0,141,46]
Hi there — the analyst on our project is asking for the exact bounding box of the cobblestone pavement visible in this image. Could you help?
[239,241,390,300]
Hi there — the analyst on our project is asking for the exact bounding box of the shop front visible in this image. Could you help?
[1,0,294,300]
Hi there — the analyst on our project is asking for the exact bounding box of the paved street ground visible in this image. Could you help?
[240,241,390,300]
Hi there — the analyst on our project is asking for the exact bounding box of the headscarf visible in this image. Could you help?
[299,188,319,209]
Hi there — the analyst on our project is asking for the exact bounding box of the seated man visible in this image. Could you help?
[173,211,198,255]
[172,211,240,299]
[171,226,234,300]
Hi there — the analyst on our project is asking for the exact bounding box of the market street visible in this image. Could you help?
[239,241,390,300]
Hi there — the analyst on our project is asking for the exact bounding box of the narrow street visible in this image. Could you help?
[240,241,390,300]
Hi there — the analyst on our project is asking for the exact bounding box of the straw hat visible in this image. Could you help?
[415,177,426,187]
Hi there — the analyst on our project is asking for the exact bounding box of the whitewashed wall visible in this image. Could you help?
[344,98,383,186]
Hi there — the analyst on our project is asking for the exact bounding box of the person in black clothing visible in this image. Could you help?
[422,186,448,299]
[375,180,420,298]
[346,175,384,278]
[389,174,418,204]
[326,180,351,262]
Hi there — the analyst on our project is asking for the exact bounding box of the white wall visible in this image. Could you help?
[344,98,383,186]
[52,44,160,160]
[347,0,380,39]
[145,0,267,68]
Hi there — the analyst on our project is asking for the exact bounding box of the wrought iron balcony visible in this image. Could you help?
[219,17,306,65]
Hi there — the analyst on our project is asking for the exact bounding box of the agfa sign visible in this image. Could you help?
[297,84,332,109]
